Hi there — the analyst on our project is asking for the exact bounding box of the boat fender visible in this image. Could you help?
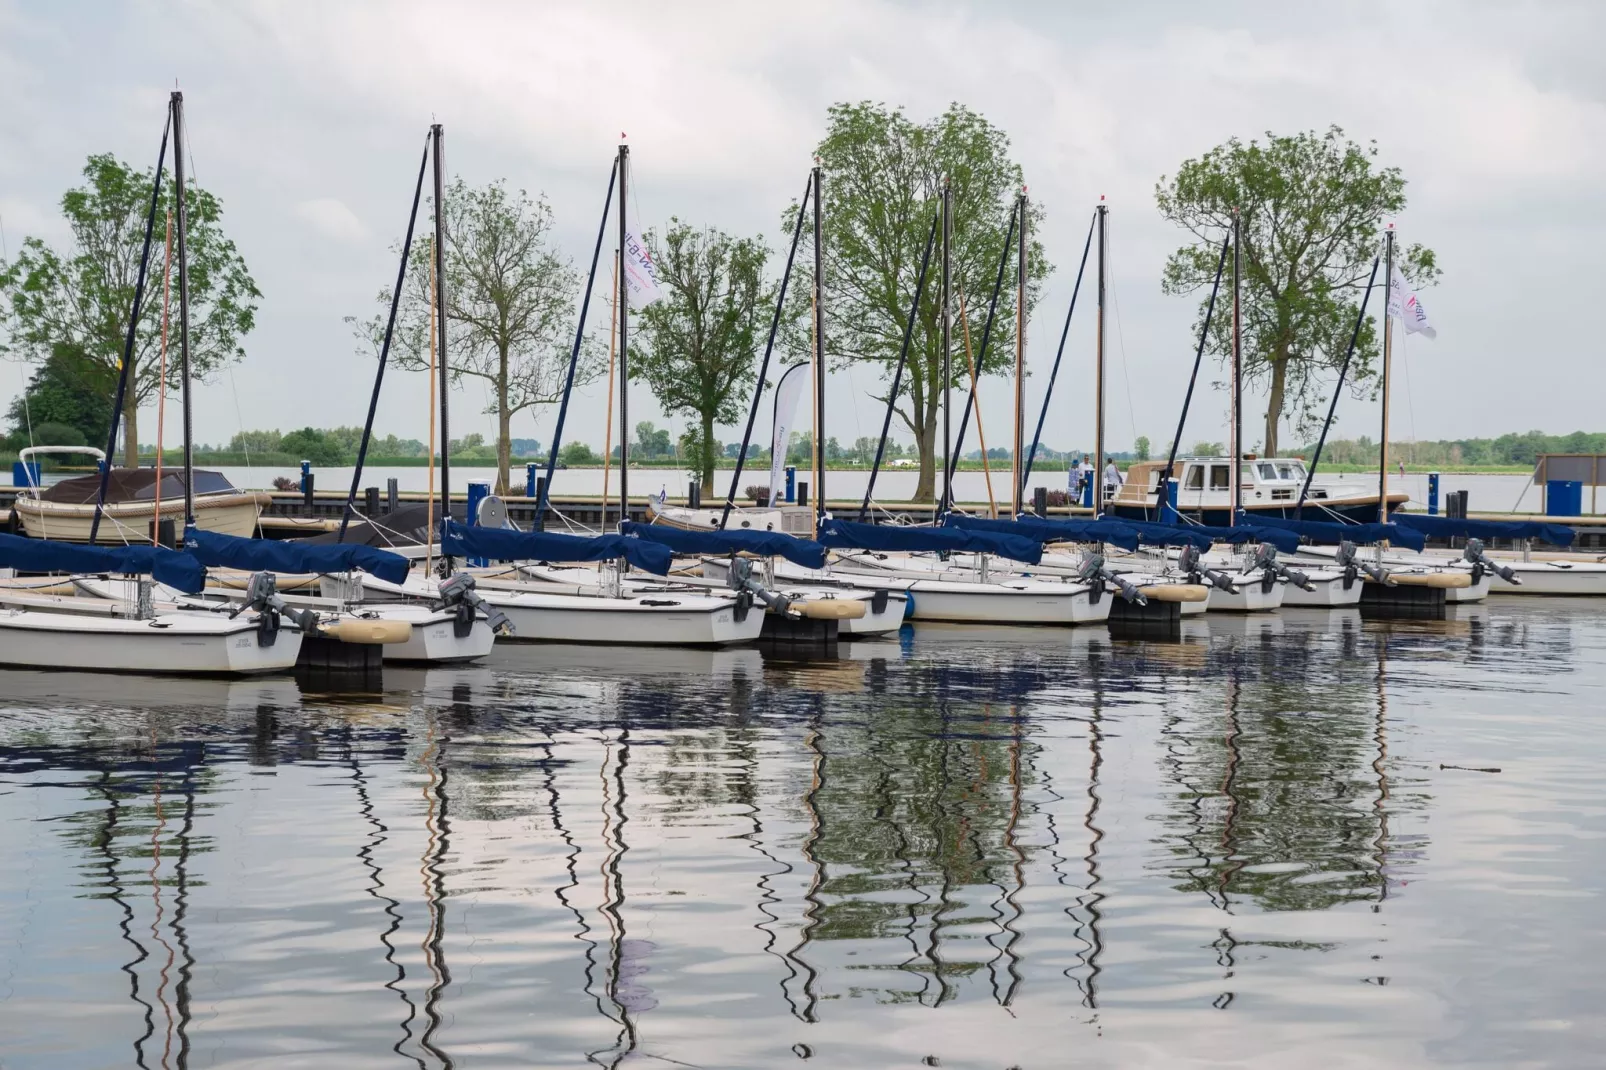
[320,617,413,644]
[1146,583,1209,603]
[901,592,916,619]
[794,598,867,621]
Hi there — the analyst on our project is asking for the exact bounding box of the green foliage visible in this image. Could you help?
[278,426,347,466]
[800,102,1049,501]
[354,177,597,494]
[0,152,260,464]
[1307,431,1606,468]
[634,220,780,493]
[632,421,673,460]
[1191,440,1225,456]
[1157,126,1437,456]
[6,343,115,445]
[23,421,90,448]
[558,440,598,466]
[1134,435,1152,461]
[228,428,283,453]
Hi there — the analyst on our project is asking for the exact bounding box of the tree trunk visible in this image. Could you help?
[913,423,936,502]
[122,394,139,468]
[495,345,511,495]
[1264,351,1288,458]
[700,412,715,496]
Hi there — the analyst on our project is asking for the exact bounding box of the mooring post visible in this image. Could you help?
[386,478,399,514]
[785,466,797,504]
[299,459,311,494]
[1428,471,1440,516]
[1033,485,1048,517]
[1161,476,1180,525]
[526,462,537,498]
[688,481,701,509]
[364,486,380,517]
[303,471,315,510]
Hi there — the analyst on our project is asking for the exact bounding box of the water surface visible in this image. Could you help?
[1,599,1601,1068]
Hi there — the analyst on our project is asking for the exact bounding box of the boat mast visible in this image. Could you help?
[172,91,195,529]
[1231,207,1242,525]
[1013,189,1027,515]
[1093,199,1107,515]
[812,160,826,526]
[940,177,952,515]
[431,123,452,575]
[617,142,630,530]
[1378,225,1395,525]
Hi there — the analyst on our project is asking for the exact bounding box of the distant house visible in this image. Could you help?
[889,458,916,468]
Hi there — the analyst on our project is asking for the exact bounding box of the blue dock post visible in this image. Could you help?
[1428,471,1440,516]
[1546,480,1582,518]
[1081,474,1094,510]
[785,466,797,504]
[299,460,311,494]
[525,462,537,498]
[1161,477,1179,525]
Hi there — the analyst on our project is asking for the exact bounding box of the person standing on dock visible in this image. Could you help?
[1104,458,1123,496]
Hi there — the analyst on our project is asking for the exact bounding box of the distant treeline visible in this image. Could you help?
[1301,431,1605,469]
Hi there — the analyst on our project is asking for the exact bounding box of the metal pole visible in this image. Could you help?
[1014,191,1026,515]
[812,163,826,523]
[1231,207,1242,525]
[617,143,630,528]
[172,91,195,530]
[431,123,453,574]
[1379,227,1395,525]
[1093,200,1107,515]
[940,178,952,515]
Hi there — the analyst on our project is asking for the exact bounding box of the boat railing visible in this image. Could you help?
[15,446,108,495]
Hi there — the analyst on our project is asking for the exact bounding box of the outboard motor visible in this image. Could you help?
[232,571,320,647]
[1178,543,1238,593]
[1075,551,1148,606]
[1461,538,1519,585]
[1248,542,1315,592]
[434,572,514,636]
[724,557,778,622]
[1335,540,1389,585]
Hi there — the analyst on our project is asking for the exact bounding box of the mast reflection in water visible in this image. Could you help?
[0,600,1602,1068]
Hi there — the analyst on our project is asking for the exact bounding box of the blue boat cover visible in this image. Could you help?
[1392,512,1575,548]
[817,518,1042,565]
[620,521,827,569]
[441,521,672,575]
[1196,524,1303,554]
[1111,519,1216,551]
[183,528,411,584]
[944,513,1142,552]
[0,532,206,593]
[1254,516,1427,552]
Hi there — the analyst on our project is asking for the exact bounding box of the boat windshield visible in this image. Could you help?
[1185,465,1204,490]
[1258,462,1278,480]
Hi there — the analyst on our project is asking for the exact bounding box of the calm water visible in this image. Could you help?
[1,599,1602,1068]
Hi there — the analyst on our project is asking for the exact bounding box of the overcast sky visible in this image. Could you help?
[2,0,1602,460]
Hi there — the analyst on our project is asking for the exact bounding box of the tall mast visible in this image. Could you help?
[1231,207,1242,524]
[1093,199,1107,515]
[812,161,826,524]
[617,142,630,529]
[172,91,195,528]
[431,123,452,575]
[1378,226,1395,524]
[940,177,952,514]
[1013,190,1026,515]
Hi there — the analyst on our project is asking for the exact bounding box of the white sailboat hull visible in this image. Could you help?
[0,607,301,674]
[766,560,1112,625]
[1206,573,1287,612]
[1280,571,1366,607]
[12,492,269,543]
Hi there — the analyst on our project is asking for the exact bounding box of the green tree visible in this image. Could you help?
[1134,435,1151,461]
[6,343,115,446]
[1157,126,1438,457]
[634,221,779,495]
[0,153,260,465]
[800,102,1049,501]
[279,427,347,465]
[227,428,283,454]
[632,421,672,460]
[356,178,597,495]
[1191,440,1224,456]
[558,440,598,466]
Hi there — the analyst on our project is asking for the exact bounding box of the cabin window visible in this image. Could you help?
[1240,463,1255,486]
[1185,465,1204,490]
[1209,465,1230,490]
[1147,468,1162,490]
[1277,463,1296,480]
[1258,463,1278,480]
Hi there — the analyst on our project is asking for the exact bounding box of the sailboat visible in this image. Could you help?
[0,92,303,675]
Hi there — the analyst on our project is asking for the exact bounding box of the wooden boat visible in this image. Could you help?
[12,451,268,543]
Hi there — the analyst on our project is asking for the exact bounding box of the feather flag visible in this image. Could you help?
[1388,266,1436,339]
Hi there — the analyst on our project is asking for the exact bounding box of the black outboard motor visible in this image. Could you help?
[1076,552,1148,606]
[1248,542,1315,592]
[1178,543,1237,593]
[434,572,514,636]
[232,571,319,646]
[1460,538,1519,585]
[1335,540,1389,585]
[725,557,781,621]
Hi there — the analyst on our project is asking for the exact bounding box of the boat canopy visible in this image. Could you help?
[1109,518,1216,551]
[944,513,1143,553]
[1392,512,1575,548]
[1254,516,1427,551]
[816,517,1042,565]
[441,520,672,575]
[1195,524,1302,554]
[184,528,411,583]
[0,532,206,593]
[620,521,826,569]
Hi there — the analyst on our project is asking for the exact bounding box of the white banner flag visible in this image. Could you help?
[1387,265,1436,339]
[622,229,663,306]
[767,363,809,507]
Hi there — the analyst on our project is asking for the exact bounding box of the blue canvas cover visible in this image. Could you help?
[1110,519,1216,551]
[0,532,206,593]
[184,528,411,583]
[1254,516,1428,552]
[816,518,1042,565]
[943,513,1143,553]
[441,521,673,575]
[1196,524,1303,554]
[620,521,827,569]
[1391,512,1575,548]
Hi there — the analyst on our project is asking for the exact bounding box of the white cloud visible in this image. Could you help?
[293,197,367,243]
